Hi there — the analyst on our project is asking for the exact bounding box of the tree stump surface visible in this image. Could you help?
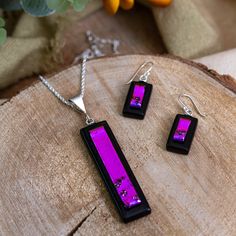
[0,55,235,236]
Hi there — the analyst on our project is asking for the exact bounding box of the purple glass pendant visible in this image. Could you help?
[89,126,141,208]
[123,81,152,119]
[166,114,198,154]
[80,121,151,222]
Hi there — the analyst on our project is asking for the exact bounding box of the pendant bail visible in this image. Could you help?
[69,95,87,114]
[69,95,95,125]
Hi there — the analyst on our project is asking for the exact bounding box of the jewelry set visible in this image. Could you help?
[38,32,206,223]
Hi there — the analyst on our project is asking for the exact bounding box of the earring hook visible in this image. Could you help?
[126,61,154,84]
[178,94,206,117]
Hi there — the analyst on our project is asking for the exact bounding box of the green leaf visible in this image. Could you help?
[0,0,22,10]
[0,18,5,28]
[0,28,7,45]
[46,0,70,12]
[20,0,55,16]
[72,0,90,12]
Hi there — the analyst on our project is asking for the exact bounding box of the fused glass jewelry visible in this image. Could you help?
[39,57,151,223]
[123,62,153,119]
[80,121,151,222]
[166,94,206,155]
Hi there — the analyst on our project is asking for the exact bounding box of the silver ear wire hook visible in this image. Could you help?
[126,61,154,84]
[178,94,206,117]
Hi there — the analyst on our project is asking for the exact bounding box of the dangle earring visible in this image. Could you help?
[166,94,206,155]
[123,62,153,119]
[39,57,151,223]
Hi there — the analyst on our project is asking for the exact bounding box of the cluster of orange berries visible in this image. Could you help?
[103,0,172,15]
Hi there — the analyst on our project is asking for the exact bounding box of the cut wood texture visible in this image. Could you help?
[0,55,235,236]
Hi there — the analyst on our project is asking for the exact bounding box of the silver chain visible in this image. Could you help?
[80,56,86,98]
[38,75,73,107]
[73,30,120,63]
[38,57,87,107]
[38,31,120,125]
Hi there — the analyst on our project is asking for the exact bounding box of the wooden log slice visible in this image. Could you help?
[0,55,235,236]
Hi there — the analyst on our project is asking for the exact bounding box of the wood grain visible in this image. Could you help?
[0,55,235,236]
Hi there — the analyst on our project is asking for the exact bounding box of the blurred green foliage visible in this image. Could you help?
[0,17,6,45]
[0,0,91,45]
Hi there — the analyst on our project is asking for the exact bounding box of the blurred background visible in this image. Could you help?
[0,0,236,101]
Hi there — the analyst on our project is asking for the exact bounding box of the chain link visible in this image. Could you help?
[38,31,120,123]
[80,56,87,98]
[39,57,87,108]
[73,30,120,64]
[38,75,73,107]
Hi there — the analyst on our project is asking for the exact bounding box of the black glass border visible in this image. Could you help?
[122,81,153,119]
[80,121,151,222]
[166,114,198,155]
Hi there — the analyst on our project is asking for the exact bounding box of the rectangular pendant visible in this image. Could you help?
[80,121,151,222]
[166,114,198,154]
[123,81,152,119]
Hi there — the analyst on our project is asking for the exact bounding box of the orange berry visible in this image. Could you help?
[147,0,172,7]
[103,0,120,15]
[120,0,134,10]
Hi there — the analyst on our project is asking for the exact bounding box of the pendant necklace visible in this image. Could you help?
[38,56,151,223]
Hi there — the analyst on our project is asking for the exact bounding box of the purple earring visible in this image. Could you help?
[166,94,206,155]
[123,62,153,120]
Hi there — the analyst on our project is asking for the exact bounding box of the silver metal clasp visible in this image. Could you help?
[73,31,120,65]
